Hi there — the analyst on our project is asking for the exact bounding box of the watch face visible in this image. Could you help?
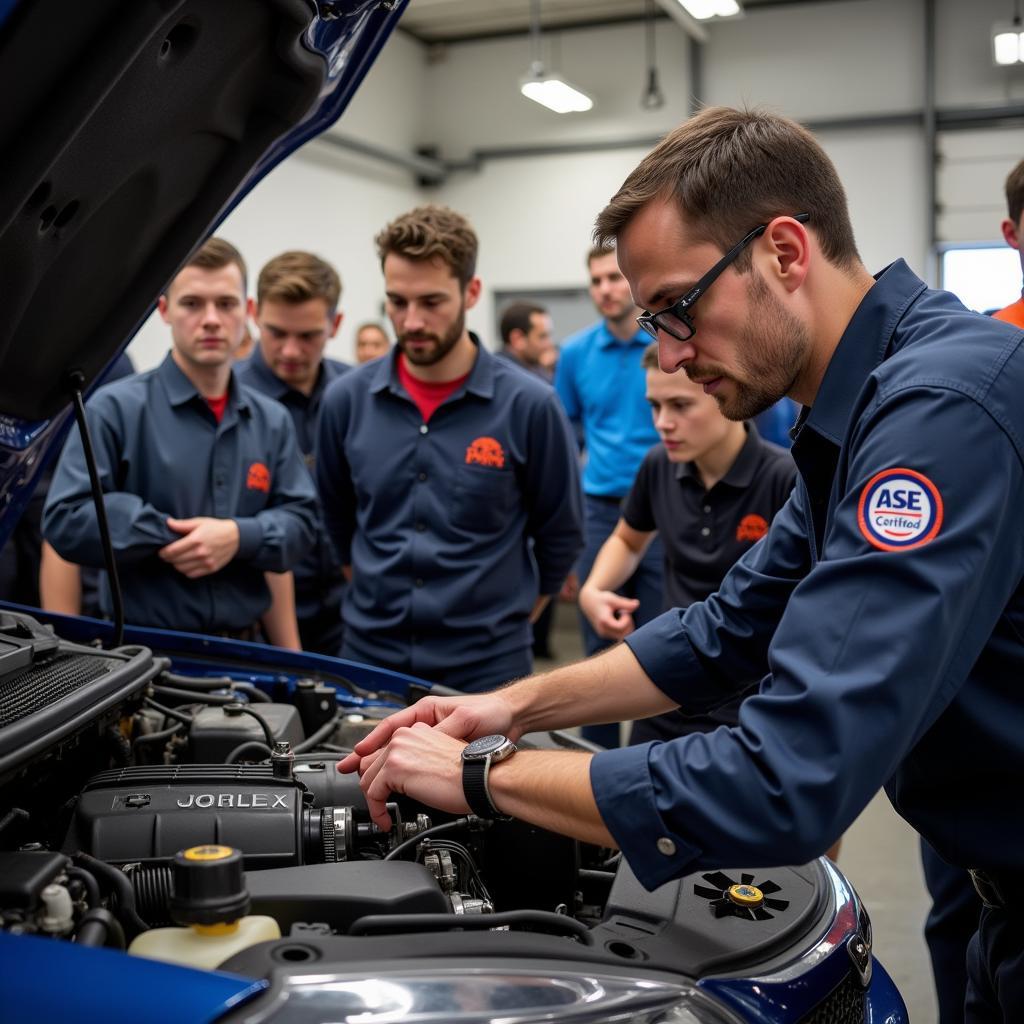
[464,734,508,759]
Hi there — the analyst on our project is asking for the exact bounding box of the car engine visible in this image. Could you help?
[0,610,591,957]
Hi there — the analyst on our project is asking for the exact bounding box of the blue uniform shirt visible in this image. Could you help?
[43,353,318,633]
[591,260,1024,889]
[235,346,350,620]
[316,338,584,674]
[554,321,660,497]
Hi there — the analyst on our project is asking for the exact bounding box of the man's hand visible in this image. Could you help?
[578,585,639,641]
[559,571,579,602]
[358,723,470,830]
[160,517,241,578]
[337,691,516,776]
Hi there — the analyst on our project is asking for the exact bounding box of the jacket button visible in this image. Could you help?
[415,578,424,588]
[418,472,428,482]
[416,522,426,532]
[419,424,429,435]
[656,837,676,856]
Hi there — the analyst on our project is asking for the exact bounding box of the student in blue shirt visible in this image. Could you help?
[236,250,350,655]
[343,109,1024,1023]
[317,206,583,692]
[44,238,316,641]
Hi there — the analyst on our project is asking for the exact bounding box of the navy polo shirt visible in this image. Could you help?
[235,347,350,619]
[623,424,795,612]
[554,321,660,497]
[590,260,1024,889]
[316,337,584,675]
[43,354,318,633]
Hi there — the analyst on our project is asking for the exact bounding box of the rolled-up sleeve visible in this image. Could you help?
[594,386,1024,890]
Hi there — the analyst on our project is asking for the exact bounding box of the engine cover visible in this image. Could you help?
[68,765,318,868]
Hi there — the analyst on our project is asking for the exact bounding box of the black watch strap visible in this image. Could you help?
[462,758,497,818]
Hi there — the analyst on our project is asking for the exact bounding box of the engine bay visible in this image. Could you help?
[0,609,843,987]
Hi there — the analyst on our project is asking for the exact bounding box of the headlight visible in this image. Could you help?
[239,967,743,1023]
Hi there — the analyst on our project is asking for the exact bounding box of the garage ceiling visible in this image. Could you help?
[397,0,849,44]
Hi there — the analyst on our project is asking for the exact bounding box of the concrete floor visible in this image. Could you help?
[536,600,939,1022]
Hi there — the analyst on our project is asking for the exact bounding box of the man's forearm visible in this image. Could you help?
[487,750,615,847]
[501,642,677,735]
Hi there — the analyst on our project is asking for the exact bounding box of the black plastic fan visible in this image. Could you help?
[693,870,790,922]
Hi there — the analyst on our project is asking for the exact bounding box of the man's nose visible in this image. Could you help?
[280,336,303,358]
[658,332,696,373]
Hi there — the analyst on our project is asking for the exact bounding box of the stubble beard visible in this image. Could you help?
[707,273,809,421]
[399,306,465,367]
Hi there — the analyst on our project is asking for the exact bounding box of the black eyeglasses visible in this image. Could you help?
[636,213,810,343]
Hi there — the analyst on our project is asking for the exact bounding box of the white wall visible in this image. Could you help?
[127,0,1024,369]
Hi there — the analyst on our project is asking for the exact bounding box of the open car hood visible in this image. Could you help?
[0,0,403,543]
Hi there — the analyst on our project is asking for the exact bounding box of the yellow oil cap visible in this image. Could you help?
[183,845,234,862]
[727,883,765,907]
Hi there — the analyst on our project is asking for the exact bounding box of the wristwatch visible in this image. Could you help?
[461,734,517,820]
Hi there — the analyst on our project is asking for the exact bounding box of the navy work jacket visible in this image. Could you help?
[235,346,350,619]
[316,338,584,674]
[591,260,1024,889]
[43,354,317,633]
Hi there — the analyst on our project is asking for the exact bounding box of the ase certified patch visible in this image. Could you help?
[857,468,943,552]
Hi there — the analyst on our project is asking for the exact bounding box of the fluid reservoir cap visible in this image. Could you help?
[169,845,250,926]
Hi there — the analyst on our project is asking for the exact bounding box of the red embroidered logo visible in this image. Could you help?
[246,462,271,493]
[736,514,769,543]
[465,436,505,468]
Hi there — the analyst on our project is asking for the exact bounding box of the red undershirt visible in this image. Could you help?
[397,354,469,423]
[205,394,228,424]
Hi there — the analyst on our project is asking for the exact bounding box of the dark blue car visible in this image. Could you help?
[0,2,906,1021]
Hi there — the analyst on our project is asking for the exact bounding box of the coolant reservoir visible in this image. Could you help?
[128,916,280,969]
[127,844,280,968]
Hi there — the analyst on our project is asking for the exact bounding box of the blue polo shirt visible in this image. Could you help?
[43,353,318,633]
[235,347,350,620]
[316,338,584,674]
[590,260,1024,889]
[554,321,660,497]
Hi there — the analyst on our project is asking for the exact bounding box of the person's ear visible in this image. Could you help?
[758,215,810,294]
[463,276,482,311]
[157,294,170,323]
[1001,218,1020,251]
[330,311,343,338]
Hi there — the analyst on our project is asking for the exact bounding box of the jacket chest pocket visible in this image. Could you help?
[450,465,517,533]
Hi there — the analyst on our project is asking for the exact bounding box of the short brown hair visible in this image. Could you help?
[1006,159,1024,225]
[641,341,660,370]
[587,243,615,269]
[499,301,547,346]
[181,236,247,292]
[257,251,341,311]
[595,106,860,272]
[356,321,388,340]
[375,205,478,287]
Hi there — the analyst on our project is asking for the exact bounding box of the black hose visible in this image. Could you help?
[349,909,593,945]
[156,677,271,703]
[132,723,184,750]
[0,807,29,839]
[73,853,148,940]
[74,908,126,950]
[65,866,101,908]
[226,740,273,764]
[144,698,195,726]
[152,685,238,706]
[383,818,472,862]
[292,712,342,754]
[224,704,277,748]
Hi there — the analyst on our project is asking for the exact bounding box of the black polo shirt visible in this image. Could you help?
[622,424,795,739]
[623,423,795,611]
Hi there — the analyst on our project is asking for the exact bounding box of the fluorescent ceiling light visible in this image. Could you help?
[676,0,741,19]
[520,72,593,114]
[993,28,1024,65]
